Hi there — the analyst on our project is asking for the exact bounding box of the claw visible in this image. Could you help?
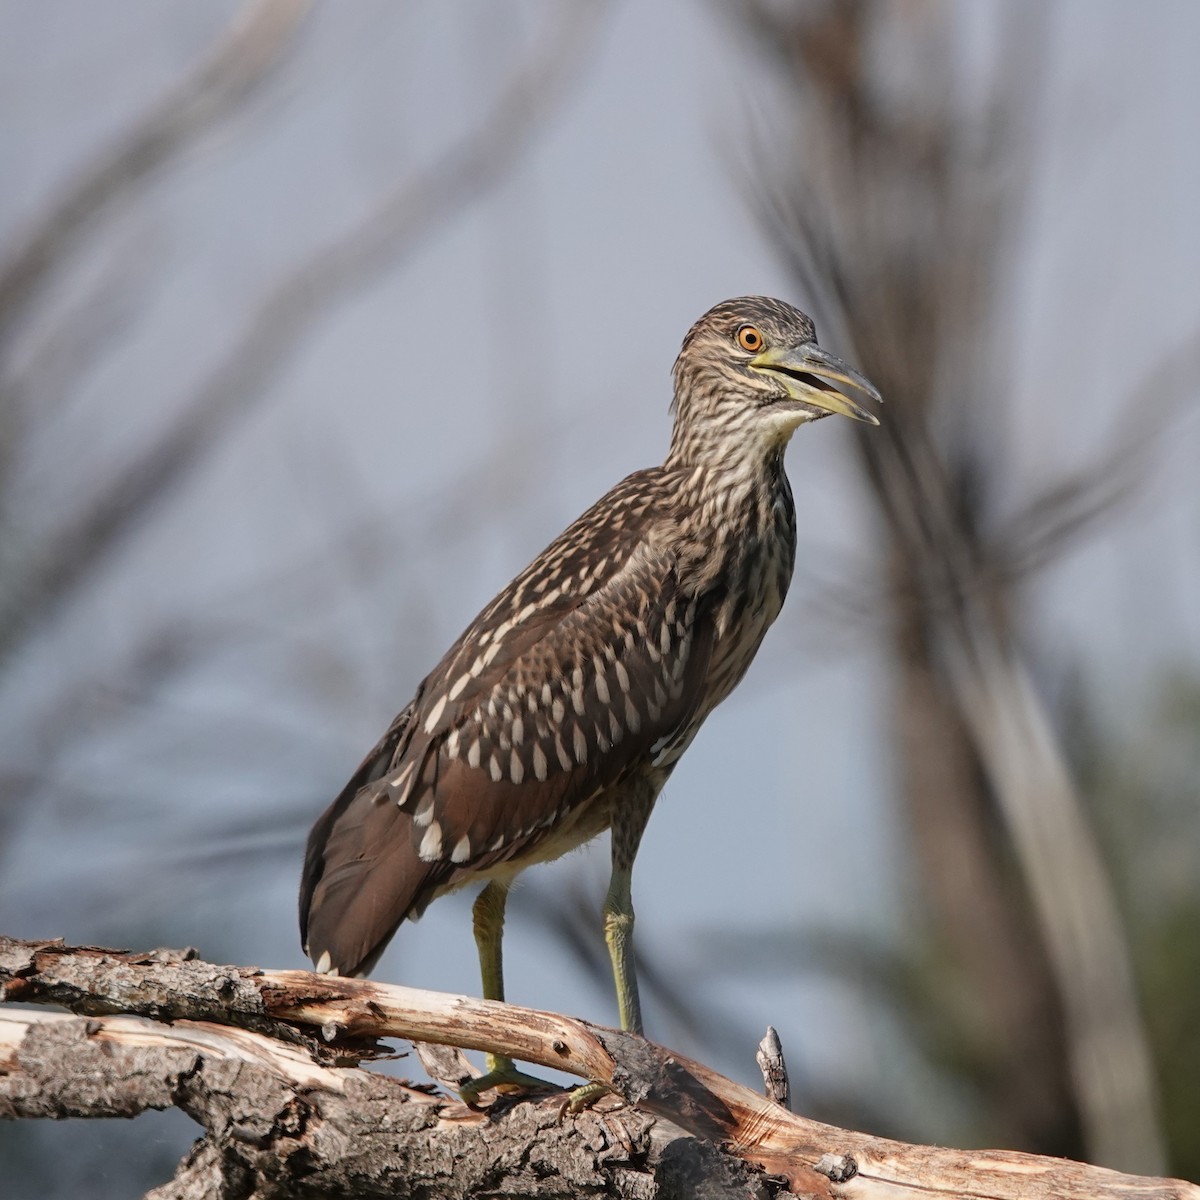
[457,1061,559,1109]
[558,1080,617,1119]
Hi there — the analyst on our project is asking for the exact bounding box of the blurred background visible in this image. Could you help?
[2,1,1198,1195]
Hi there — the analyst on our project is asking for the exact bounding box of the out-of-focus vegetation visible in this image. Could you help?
[1076,675,1200,1182]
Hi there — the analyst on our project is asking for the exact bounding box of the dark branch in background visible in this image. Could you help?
[998,329,1200,579]
[726,0,1183,1172]
[2,937,1197,1200]
[0,0,312,351]
[0,5,606,663]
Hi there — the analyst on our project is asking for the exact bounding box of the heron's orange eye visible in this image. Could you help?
[737,325,764,352]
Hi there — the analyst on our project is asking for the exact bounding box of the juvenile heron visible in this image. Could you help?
[300,296,880,1102]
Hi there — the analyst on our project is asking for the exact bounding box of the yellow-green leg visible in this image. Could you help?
[603,785,654,1035]
[567,787,655,1112]
[458,880,556,1107]
[603,863,642,1035]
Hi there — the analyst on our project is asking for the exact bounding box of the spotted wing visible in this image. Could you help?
[300,471,714,977]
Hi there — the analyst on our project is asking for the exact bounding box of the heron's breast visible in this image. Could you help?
[704,486,796,702]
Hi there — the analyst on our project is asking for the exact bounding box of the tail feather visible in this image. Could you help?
[301,782,441,977]
[300,703,438,977]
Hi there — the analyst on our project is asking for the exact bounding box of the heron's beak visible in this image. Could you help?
[751,342,882,425]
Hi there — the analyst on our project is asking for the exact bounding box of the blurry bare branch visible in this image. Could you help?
[0,6,605,662]
[1000,329,1200,578]
[0,0,312,350]
[730,0,1168,1171]
[879,424,1165,1169]
[1,223,166,439]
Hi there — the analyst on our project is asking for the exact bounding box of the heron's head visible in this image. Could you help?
[669,296,880,465]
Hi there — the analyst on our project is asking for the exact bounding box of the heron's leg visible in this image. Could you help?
[603,864,642,1034]
[604,785,655,1034]
[474,881,508,1008]
[458,880,554,1106]
[567,786,656,1113]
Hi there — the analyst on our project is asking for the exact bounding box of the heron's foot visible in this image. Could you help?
[559,1080,618,1117]
[458,1057,558,1109]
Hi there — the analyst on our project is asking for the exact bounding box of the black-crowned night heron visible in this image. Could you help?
[300,296,880,1103]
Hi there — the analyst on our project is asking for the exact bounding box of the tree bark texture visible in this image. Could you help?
[2,937,1196,1200]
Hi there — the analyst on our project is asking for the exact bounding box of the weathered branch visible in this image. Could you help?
[0,1009,710,1200]
[2,936,1196,1199]
[756,1025,791,1110]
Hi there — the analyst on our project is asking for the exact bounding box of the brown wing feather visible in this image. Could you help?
[299,703,444,976]
[300,470,714,977]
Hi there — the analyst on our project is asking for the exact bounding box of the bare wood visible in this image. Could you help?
[2,936,1196,1199]
[757,1025,791,1110]
[413,1039,481,1092]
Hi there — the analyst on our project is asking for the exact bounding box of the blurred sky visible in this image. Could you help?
[1,0,1199,1152]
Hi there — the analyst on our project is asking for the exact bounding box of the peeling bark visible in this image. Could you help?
[1,1010,768,1199]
